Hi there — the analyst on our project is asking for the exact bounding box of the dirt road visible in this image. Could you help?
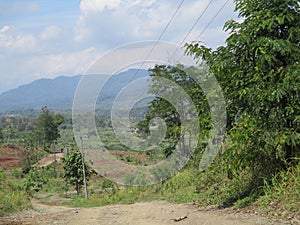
[34,153,64,167]
[2,200,290,225]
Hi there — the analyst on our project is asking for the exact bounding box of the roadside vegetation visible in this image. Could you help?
[0,170,31,217]
[0,0,299,223]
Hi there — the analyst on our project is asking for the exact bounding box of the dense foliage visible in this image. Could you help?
[138,65,211,158]
[62,151,91,195]
[35,106,64,151]
[185,0,299,181]
[0,170,31,216]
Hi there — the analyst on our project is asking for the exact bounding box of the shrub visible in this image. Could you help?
[0,170,31,216]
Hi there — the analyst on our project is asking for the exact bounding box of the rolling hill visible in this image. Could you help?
[0,69,149,114]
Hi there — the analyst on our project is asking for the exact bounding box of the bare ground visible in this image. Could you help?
[0,145,64,170]
[2,200,293,225]
[1,149,297,225]
[0,145,27,170]
[34,153,64,167]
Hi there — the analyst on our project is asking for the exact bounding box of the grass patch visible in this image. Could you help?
[14,151,297,224]
[63,168,201,207]
[258,160,300,219]
[0,170,31,216]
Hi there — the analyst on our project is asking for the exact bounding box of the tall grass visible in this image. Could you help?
[258,159,300,218]
[0,170,31,216]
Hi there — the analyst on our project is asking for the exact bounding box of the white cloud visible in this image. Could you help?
[12,34,37,52]
[80,0,121,13]
[73,15,91,42]
[0,0,239,93]
[39,25,62,40]
[0,25,10,33]
[0,25,38,53]
[0,47,101,93]
[27,47,100,78]
[74,0,172,45]
[74,0,237,49]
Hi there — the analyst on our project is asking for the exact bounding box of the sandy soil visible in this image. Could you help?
[2,200,292,225]
[34,153,64,167]
[0,145,27,170]
[0,145,64,170]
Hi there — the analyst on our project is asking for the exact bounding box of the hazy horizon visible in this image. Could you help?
[0,0,238,93]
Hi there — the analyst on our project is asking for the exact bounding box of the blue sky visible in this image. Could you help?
[0,0,238,94]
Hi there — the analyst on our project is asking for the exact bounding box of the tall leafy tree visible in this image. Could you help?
[139,65,211,158]
[35,106,64,151]
[62,151,91,195]
[187,0,299,176]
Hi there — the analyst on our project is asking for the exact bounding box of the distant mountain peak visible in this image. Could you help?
[0,69,149,113]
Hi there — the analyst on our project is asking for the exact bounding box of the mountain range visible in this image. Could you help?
[0,69,149,114]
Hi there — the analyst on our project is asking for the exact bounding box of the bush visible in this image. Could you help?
[259,159,300,218]
[22,168,48,196]
[0,170,31,216]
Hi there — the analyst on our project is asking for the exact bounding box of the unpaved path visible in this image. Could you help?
[34,153,64,167]
[2,200,290,225]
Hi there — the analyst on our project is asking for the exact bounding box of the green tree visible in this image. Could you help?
[35,106,64,151]
[62,151,91,195]
[23,168,48,196]
[187,0,299,177]
[6,124,17,143]
[138,65,211,158]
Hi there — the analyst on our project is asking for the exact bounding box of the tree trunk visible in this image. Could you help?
[76,182,79,195]
[284,144,294,168]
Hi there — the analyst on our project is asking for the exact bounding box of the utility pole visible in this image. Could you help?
[80,136,88,199]
[53,143,57,178]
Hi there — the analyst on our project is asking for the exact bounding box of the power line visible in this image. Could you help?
[196,0,230,40]
[128,0,230,82]
[172,0,214,57]
[129,0,185,82]
[152,0,185,52]
[177,0,230,61]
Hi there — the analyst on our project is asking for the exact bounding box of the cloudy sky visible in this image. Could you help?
[0,0,238,94]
